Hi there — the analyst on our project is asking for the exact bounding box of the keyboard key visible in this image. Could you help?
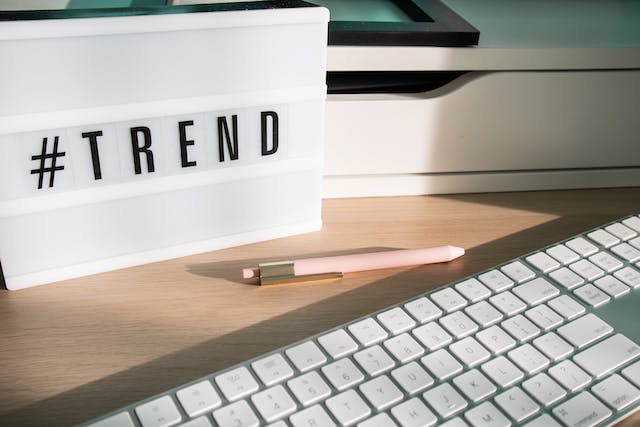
[391,361,434,395]
[622,360,640,388]
[176,380,221,417]
[547,295,585,320]
[176,417,212,427]
[135,396,182,427]
[611,242,640,262]
[449,337,491,367]
[423,383,468,418]
[212,400,259,427]
[523,414,561,427]
[508,344,549,374]
[549,360,591,392]
[565,237,598,256]
[573,333,640,379]
[455,278,491,302]
[404,297,442,323]
[290,404,335,427]
[573,284,610,307]
[546,244,579,265]
[614,266,640,288]
[502,314,540,342]
[478,269,514,292]
[322,357,365,391]
[592,374,640,411]
[569,259,604,281]
[251,353,294,386]
[588,229,620,247]
[348,317,388,346]
[215,367,259,401]
[526,252,560,273]
[357,413,398,427]
[501,261,535,283]
[285,341,327,373]
[421,348,463,380]
[325,389,370,426]
[588,251,623,272]
[481,356,524,387]
[318,329,358,359]
[287,371,331,406]
[494,386,539,422]
[359,375,403,410]
[383,333,425,363]
[524,304,563,331]
[465,300,503,327]
[251,385,296,423]
[412,321,452,351]
[431,288,468,312]
[353,344,395,376]
[453,369,497,402]
[476,325,517,355]
[552,391,612,427]
[390,397,437,427]
[549,267,584,289]
[490,291,526,316]
[439,418,469,427]
[522,373,566,407]
[605,222,637,240]
[557,313,613,348]
[464,401,510,427]
[623,216,640,232]
[378,307,416,334]
[440,311,479,338]
[532,332,573,361]
[88,412,135,427]
[593,275,630,297]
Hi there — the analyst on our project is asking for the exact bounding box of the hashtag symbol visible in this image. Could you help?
[30,136,66,189]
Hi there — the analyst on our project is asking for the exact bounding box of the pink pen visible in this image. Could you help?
[243,245,465,285]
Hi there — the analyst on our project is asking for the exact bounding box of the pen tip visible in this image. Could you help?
[242,268,259,279]
[449,246,465,259]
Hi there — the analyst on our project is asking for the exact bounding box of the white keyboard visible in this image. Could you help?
[82,214,640,427]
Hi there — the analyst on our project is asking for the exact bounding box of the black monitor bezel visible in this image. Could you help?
[327,0,479,46]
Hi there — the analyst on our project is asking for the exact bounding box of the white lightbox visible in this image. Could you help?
[0,2,329,290]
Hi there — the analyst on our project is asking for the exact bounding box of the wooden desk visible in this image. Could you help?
[1,188,640,426]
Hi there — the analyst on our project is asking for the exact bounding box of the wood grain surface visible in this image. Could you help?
[1,188,639,426]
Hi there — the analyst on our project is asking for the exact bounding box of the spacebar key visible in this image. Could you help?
[574,333,640,378]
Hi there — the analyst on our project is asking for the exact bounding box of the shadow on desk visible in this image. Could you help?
[2,188,639,426]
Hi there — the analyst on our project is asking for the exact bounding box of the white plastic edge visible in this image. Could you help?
[3,218,323,290]
[0,157,323,218]
[0,6,330,40]
[0,85,327,135]
[323,168,640,198]
[327,46,640,71]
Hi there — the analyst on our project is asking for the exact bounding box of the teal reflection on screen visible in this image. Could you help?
[66,0,164,7]
[311,0,412,22]
[66,0,132,7]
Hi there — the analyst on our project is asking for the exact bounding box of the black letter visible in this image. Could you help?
[130,126,155,174]
[217,115,239,162]
[81,130,103,180]
[261,111,279,156]
[178,120,196,168]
